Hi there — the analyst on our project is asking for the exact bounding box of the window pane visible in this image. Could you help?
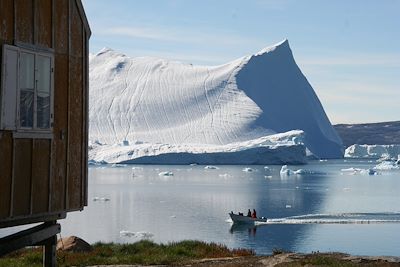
[37,55,51,94]
[20,89,34,128]
[19,53,35,89]
[37,92,50,129]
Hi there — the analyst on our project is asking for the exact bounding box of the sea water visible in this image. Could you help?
[2,159,400,255]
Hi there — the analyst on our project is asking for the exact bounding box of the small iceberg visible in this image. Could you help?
[293,169,315,175]
[204,165,219,170]
[374,161,400,170]
[88,159,107,166]
[131,166,143,170]
[93,197,110,202]
[341,167,363,174]
[158,171,174,176]
[280,165,324,176]
[280,165,293,176]
[242,167,254,172]
[264,166,271,175]
[111,163,127,168]
[119,230,154,239]
[341,167,378,175]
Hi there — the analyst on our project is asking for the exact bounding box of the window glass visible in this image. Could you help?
[20,89,34,128]
[12,48,53,130]
[37,55,51,94]
[19,52,35,90]
[36,55,51,129]
[37,92,50,129]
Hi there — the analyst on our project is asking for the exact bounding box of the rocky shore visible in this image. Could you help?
[89,253,400,267]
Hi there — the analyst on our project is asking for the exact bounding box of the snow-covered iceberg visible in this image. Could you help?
[345,144,400,159]
[89,39,343,164]
[89,130,307,165]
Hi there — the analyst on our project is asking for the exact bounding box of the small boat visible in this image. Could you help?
[229,213,268,224]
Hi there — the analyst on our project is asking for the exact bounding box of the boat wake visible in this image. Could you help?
[257,212,400,225]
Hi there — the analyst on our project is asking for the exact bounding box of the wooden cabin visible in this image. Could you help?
[0,0,90,233]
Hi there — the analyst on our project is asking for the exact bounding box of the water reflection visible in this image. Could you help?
[2,160,399,256]
[58,164,331,254]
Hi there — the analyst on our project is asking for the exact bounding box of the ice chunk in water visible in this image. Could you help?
[204,165,219,170]
[159,171,174,176]
[119,231,154,239]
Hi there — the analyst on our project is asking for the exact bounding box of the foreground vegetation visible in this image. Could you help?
[0,239,253,267]
[2,241,399,266]
[275,253,400,267]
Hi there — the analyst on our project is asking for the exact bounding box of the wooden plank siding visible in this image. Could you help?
[68,0,84,210]
[0,132,13,219]
[51,54,69,212]
[0,0,90,228]
[15,0,34,44]
[12,139,32,217]
[35,0,53,49]
[0,0,15,220]
[51,0,69,212]
[31,139,51,214]
[0,0,14,43]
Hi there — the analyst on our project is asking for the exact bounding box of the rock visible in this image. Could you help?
[57,236,92,252]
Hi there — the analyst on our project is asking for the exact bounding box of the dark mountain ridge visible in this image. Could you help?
[334,121,400,148]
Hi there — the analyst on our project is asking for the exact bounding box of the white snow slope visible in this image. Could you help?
[89,39,343,164]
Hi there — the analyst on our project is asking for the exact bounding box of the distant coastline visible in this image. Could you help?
[334,120,400,148]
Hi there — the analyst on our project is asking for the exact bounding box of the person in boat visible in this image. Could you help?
[252,209,257,218]
[247,209,251,217]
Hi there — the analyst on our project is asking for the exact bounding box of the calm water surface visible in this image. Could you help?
[4,159,400,255]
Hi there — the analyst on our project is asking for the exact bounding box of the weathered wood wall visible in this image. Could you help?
[0,0,90,227]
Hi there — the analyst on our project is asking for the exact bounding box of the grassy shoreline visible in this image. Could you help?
[1,240,399,266]
[0,240,253,267]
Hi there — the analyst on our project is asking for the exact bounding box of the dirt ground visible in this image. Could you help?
[188,253,400,267]
[89,252,400,267]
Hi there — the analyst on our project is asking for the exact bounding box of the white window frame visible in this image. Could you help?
[1,44,54,137]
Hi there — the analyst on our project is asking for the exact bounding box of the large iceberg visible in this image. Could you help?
[345,144,400,159]
[89,40,343,164]
[89,130,307,165]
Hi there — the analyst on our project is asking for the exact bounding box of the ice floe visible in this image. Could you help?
[93,197,110,202]
[341,167,377,175]
[280,165,325,177]
[119,230,154,239]
[204,165,219,170]
[111,163,127,168]
[158,171,174,176]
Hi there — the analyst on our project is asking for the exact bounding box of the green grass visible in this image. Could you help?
[0,240,254,267]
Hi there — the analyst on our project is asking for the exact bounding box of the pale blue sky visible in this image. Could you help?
[82,0,400,124]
